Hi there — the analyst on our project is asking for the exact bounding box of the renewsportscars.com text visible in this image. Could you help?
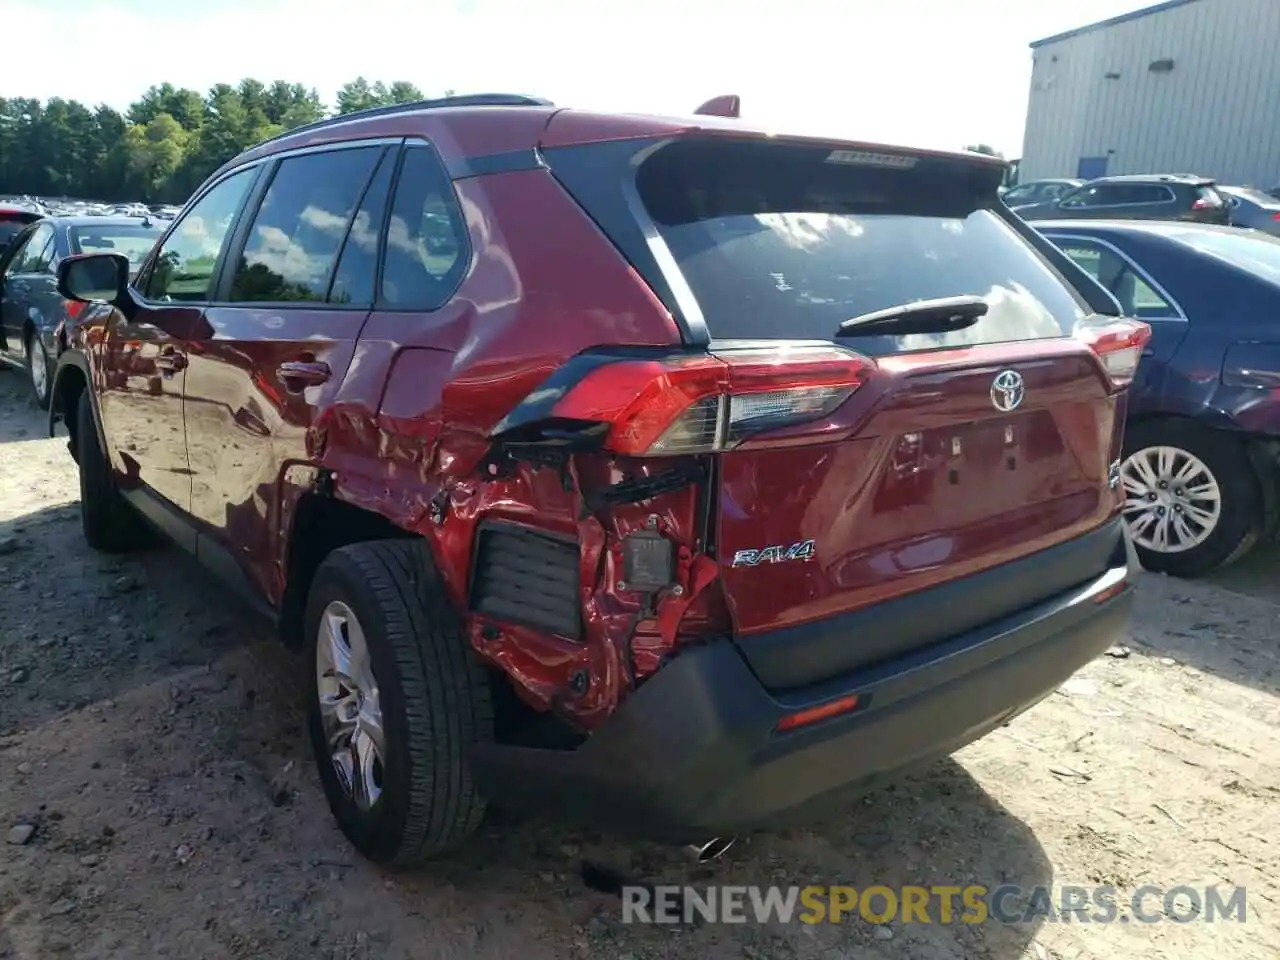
[621,884,1248,925]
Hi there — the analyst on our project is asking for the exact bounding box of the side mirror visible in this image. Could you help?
[57,252,129,306]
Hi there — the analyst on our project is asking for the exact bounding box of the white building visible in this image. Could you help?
[1019,0,1280,189]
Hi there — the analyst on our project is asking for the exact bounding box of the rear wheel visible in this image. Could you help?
[1120,420,1261,576]
[26,332,51,409]
[76,391,148,552]
[305,540,493,865]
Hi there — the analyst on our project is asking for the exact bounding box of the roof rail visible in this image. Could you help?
[256,93,554,148]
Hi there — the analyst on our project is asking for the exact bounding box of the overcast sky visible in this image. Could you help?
[9,0,1160,157]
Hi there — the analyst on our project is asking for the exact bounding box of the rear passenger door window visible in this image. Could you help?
[1122,185,1172,205]
[16,225,55,273]
[328,149,396,306]
[380,144,469,309]
[1058,240,1177,319]
[230,146,385,303]
[144,169,257,302]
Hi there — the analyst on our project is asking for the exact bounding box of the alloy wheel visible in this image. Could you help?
[1120,445,1222,554]
[315,600,385,810]
[28,336,48,399]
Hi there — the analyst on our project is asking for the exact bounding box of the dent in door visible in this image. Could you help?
[185,305,364,599]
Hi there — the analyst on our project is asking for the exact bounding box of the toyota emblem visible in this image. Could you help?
[990,369,1025,412]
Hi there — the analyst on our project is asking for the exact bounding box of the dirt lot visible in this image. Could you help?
[0,369,1277,960]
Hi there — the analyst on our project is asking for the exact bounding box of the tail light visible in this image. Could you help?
[1074,317,1151,386]
[1271,212,1280,222]
[549,346,872,456]
[65,301,87,322]
[1192,188,1224,210]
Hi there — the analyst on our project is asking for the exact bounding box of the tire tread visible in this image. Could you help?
[320,540,492,863]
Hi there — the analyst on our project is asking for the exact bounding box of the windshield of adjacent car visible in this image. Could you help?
[70,224,163,267]
[1169,228,1280,285]
[635,138,1087,355]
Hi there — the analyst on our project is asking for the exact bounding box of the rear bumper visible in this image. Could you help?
[470,525,1137,841]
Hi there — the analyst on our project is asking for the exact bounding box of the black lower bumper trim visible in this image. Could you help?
[469,540,1135,842]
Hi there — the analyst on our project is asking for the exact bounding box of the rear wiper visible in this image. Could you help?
[835,295,988,337]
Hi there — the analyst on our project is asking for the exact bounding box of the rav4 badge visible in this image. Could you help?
[731,540,817,567]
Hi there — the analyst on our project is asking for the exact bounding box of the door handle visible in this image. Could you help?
[277,360,331,391]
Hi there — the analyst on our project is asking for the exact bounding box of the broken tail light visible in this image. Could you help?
[550,346,873,456]
[1073,317,1151,387]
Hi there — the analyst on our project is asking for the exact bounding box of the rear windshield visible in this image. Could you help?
[635,139,1088,354]
[1170,228,1280,285]
[71,224,162,267]
[1194,185,1226,207]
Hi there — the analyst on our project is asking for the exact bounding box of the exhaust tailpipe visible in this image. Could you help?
[687,837,737,863]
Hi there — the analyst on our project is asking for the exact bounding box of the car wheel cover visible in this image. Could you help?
[315,599,385,810]
[27,336,48,397]
[1120,445,1222,553]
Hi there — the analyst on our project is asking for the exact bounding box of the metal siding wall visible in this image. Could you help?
[1021,0,1280,187]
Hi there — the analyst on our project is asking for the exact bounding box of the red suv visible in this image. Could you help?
[49,94,1145,865]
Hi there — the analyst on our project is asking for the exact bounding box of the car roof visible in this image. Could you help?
[1034,219,1244,238]
[222,93,1008,180]
[1219,184,1280,200]
[49,216,162,228]
[1086,173,1213,186]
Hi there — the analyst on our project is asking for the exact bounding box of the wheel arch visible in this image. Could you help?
[48,349,101,463]
[278,489,418,649]
[1124,412,1279,554]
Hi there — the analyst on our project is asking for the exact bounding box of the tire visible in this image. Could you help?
[1120,419,1261,577]
[26,331,52,409]
[305,539,493,865]
[76,391,148,552]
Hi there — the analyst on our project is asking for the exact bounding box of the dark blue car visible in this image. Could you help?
[0,216,162,408]
[1040,220,1280,576]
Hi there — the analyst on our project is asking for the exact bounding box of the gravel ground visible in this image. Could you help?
[0,368,1277,960]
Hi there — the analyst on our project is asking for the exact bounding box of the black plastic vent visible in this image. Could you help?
[470,523,582,639]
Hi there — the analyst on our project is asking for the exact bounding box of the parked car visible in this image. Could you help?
[1219,185,1280,236]
[1015,175,1230,225]
[1000,178,1083,208]
[0,216,162,407]
[48,93,1142,865]
[1039,219,1280,576]
[0,205,43,255]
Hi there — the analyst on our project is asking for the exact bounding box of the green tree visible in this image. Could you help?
[336,77,383,114]
[0,77,445,204]
[387,81,425,104]
[129,83,205,132]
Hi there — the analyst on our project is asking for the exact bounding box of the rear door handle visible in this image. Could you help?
[277,360,331,391]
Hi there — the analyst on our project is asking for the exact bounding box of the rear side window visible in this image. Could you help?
[230,146,384,303]
[634,139,1087,354]
[1061,185,1121,208]
[1056,241,1176,318]
[328,150,395,306]
[380,145,469,310]
[1126,185,1175,204]
[15,224,56,273]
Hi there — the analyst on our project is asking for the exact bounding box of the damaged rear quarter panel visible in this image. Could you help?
[307,166,720,729]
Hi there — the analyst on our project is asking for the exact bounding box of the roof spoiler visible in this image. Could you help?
[693,95,740,118]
